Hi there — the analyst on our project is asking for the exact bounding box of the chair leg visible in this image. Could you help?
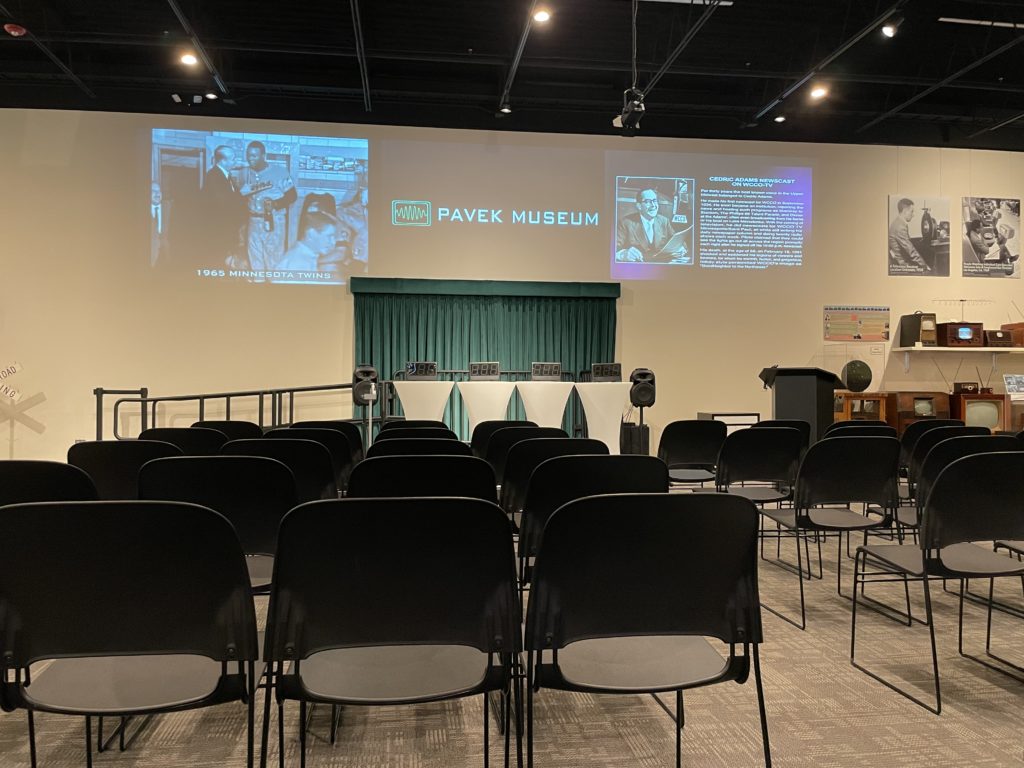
[330,704,339,745]
[526,652,534,768]
[753,645,771,768]
[85,716,93,768]
[513,655,524,768]
[923,576,942,714]
[299,700,307,768]
[675,690,683,768]
[247,661,256,768]
[483,690,490,768]
[28,710,37,768]
[259,663,274,768]
[278,700,285,768]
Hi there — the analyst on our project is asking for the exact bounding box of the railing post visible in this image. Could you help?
[140,388,149,432]
[94,388,104,440]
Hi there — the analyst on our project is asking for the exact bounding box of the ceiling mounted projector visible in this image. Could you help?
[613,89,645,134]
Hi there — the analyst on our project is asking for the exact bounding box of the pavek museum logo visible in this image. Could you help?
[391,200,432,226]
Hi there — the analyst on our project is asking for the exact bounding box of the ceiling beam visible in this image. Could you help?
[349,0,372,111]
[751,0,907,121]
[0,2,94,98]
[164,0,231,101]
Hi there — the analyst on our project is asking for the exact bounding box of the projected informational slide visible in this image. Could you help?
[150,129,368,285]
[608,152,812,279]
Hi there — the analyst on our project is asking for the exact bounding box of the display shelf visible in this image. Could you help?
[891,346,1024,373]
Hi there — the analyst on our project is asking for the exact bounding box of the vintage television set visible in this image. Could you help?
[893,391,951,435]
[936,322,984,347]
[950,393,1010,432]
[833,391,896,425]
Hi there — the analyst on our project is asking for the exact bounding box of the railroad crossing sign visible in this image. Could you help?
[0,362,46,458]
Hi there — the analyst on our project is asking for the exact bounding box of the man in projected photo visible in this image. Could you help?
[888,197,931,272]
[240,140,297,274]
[150,181,171,268]
[615,188,682,263]
[274,212,337,281]
[203,145,244,264]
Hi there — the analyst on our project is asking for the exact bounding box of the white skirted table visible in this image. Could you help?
[391,381,455,422]
[514,381,575,429]
[574,381,632,454]
[455,381,517,433]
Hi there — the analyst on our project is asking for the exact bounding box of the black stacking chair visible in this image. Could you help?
[657,419,727,484]
[484,426,568,485]
[518,455,669,592]
[905,426,989,499]
[824,419,888,434]
[380,419,449,431]
[471,420,537,459]
[898,419,963,475]
[852,452,1024,714]
[266,427,354,492]
[761,436,900,629]
[0,460,97,503]
[139,455,298,592]
[0,501,259,767]
[222,438,337,502]
[138,426,228,456]
[347,455,497,503]
[366,438,473,458]
[751,419,811,450]
[822,424,897,438]
[261,497,520,767]
[67,440,182,500]
[711,427,803,505]
[525,493,770,768]
[375,427,459,442]
[192,419,264,441]
[499,437,607,520]
[290,420,364,463]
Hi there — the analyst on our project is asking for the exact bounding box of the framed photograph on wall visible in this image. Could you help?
[887,194,950,277]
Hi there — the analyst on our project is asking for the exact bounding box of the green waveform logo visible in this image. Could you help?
[392,200,432,226]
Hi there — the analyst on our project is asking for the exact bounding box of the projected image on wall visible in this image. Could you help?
[151,129,368,285]
[614,176,694,264]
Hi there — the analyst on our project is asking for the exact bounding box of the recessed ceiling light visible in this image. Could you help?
[170,93,182,103]
[810,85,828,101]
[774,115,786,123]
[499,104,512,114]
[533,9,551,22]
[881,15,903,37]
[205,92,218,100]
[180,52,198,66]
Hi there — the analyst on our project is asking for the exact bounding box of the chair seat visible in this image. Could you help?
[246,554,274,590]
[721,486,790,504]
[996,540,1024,556]
[296,645,489,704]
[879,505,918,529]
[860,542,1024,578]
[668,468,715,483]
[553,635,728,693]
[26,655,221,714]
[764,506,887,531]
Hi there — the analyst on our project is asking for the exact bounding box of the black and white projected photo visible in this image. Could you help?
[150,129,368,285]
[886,194,950,277]
[962,197,1020,279]
[613,177,694,265]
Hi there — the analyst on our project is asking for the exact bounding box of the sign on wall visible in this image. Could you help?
[823,306,890,342]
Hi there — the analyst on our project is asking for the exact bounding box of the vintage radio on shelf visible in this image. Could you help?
[893,391,951,435]
[985,330,1014,347]
[950,393,1011,432]
[953,382,979,395]
[898,312,938,347]
[833,391,896,426]
[998,322,1024,346]
[935,322,984,347]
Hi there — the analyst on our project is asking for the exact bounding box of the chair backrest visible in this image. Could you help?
[347,456,497,503]
[290,420,364,462]
[266,427,354,489]
[922,452,1024,551]
[500,438,608,515]
[525,493,762,651]
[471,420,538,458]
[221,438,337,502]
[822,424,898,439]
[824,419,888,434]
[793,436,900,518]
[657,419,727,469]
[192,419,264,441]
[484,426,568,484]
[915,435,1023,512]
[751,419,811,449]
[899,418,964,469]
[715,427,803,489]
[264,498,520,661]
[366,438,473,458]
[0,501,258,672]
[0,460,97,504]
[380,419,449,431]
[138,426,228,456]
[908,425,990,488]
[139,455,298,557]
[375,427,459,442]
[67,440,182,500]
[520,454,669,556]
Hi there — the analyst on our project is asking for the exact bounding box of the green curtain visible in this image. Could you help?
[354,290,616,438]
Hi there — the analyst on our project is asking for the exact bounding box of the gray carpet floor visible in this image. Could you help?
[1,533,1022,767]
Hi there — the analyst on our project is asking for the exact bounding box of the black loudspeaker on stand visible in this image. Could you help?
[621,368,655,454]
[352,365,378,452]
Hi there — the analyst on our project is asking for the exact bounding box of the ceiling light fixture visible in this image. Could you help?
[533,8,551,23]
[810,85,829,101]
[205,92,218,100]
[3,22,28,37]
[499,104,512,114]
[881,15,903,37]
[180,52,198,66]
[170,93,182,103]
[774,115,786,123]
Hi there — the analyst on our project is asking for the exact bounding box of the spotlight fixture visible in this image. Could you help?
[774,115,786,123]
[3,22,28,37]
[533,8,551,23]
[881,15,903,38]
[612,88,645,135]
[192,95,203,104]
[499,103,512,114]
[180,52,198,66]
[809,85,828,101]
[170,93,182,103]
[205,92,218,100]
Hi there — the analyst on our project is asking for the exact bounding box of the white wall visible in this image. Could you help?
[2,108,1023,459]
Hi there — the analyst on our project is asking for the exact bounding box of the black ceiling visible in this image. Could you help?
[3,0,1024,150]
